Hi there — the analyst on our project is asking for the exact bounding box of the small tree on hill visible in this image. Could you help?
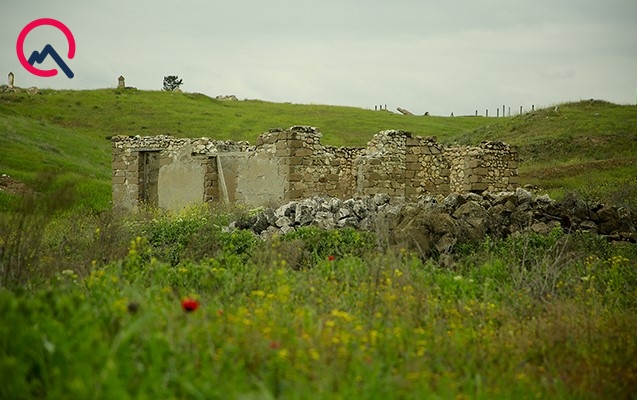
[162,75,183,91]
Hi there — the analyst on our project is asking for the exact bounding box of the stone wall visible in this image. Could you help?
[231,190,637,247]
[445,141,519,193]
[257,126,364,200]
[112,127,518,210]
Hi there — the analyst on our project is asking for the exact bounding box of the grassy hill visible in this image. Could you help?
[2,91,637,399]
[454,100,637,204]
[1,89,635,211]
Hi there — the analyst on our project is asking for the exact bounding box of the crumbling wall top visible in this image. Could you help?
[111,135,251,154]
[365,130,439,156]
[479,140,516,152]
[257,126,322,145]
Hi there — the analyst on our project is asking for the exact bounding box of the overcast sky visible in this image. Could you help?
[2,0,636,116]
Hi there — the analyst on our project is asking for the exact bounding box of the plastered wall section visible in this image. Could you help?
[157,149,207,210]
[215,150,288,206]
[112,135,252,210]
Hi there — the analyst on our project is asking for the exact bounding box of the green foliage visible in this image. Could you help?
[489,226,565,266]
[139,206,257,266]
[218,229,257,258]
[0,175,79,287]
[162,75,183,91]
[1,206,637,398]
[281,227,375,267]
[142,209,209,266]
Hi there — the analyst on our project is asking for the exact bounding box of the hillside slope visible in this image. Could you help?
[1,90,635,211]
[456,100,637,206]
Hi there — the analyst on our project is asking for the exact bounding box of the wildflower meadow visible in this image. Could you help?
[1,204,636,399]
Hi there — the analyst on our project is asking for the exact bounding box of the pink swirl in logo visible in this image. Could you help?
[16,18,76,78]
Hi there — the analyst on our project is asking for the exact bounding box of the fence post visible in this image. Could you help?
[532,105,535,112]
[520,106,522,115]
[486,109,488,117]
[497,108,499,117]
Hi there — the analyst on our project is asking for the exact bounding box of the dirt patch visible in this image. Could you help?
[0,174,33,196]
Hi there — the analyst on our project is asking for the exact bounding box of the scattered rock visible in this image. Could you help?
[215,95,238,101]
[294,200,316,226]
[530,222,551,235]
[436,234,457,253]
[596,206,621,234]
[579,221,598,232]
[225,191,636,252]
[274,216,292,228]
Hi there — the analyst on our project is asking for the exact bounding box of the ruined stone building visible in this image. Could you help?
[112,126,518,210]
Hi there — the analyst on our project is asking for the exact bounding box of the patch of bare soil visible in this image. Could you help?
[0,174,32,196]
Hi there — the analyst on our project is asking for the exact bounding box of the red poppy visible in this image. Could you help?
[269,341,281,349]
[181,298,200,312]
[328,255,335,261]
[217,309,224,316]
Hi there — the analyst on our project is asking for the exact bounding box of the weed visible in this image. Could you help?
[1,207,636,398]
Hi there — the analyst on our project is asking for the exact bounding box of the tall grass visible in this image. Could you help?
[1,205,636,399]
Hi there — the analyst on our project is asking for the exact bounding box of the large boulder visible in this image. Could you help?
[390,208,468,256]
[485,204,512,237]
[452,201,487,239]
[596,206,621,235]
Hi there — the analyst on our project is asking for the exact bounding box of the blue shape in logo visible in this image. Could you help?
[27,44,74,79]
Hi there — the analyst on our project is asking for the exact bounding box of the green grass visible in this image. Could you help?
[1,89,489,144]
[457,100,637,201]
[2,92,636,398]
[1,91,636,212]
[1,206,636,399]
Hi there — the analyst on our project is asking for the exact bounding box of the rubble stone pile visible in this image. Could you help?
[229,189,637,252]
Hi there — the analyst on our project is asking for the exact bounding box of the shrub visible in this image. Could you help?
[281,227,375,268]
[162,75,183,91]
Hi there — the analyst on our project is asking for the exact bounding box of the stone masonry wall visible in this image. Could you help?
[445,141,519,193]
[112,127,518,210]
[405,133,449,196]
[256,126,364,200]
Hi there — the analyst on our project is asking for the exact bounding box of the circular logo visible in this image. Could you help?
[16,18,75,78]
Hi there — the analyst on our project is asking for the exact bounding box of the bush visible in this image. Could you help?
[280,227,375,268]
[162,75,183,91]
